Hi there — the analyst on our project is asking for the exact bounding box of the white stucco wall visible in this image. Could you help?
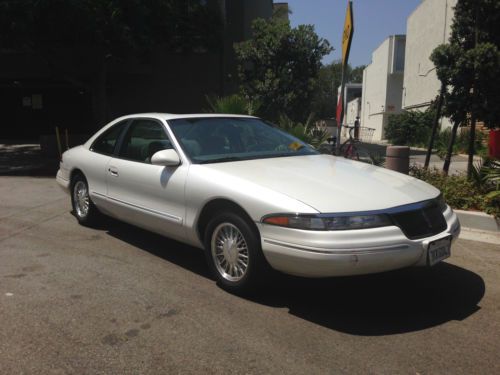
[403,0,456,129]
[361,35,405,141]
[345,97,361,127]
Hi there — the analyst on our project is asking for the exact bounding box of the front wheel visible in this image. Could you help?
[71,174,100,226]
[204,212,268,294]
[340,142,359,160]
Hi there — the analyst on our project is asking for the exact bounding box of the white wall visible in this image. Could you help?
[345,97,361,127]
[403,0,456,129]
[361,36,405,141]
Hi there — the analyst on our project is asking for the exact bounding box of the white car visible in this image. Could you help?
[57,113,461,293]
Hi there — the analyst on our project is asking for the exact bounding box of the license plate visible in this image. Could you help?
[428,236,451,266]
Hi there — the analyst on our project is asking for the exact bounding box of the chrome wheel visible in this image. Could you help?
[73,180,90,218]
[211,223,249,282]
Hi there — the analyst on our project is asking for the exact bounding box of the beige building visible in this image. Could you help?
[402,0,457,127]
[361,35,406,141]
[345,97,361,127]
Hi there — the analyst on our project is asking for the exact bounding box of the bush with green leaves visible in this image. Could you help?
[410,161,499,217]
[385,109,435,147]
[471,158,500,215]
[435,127,487,158]
[276,114,328,149]
[205,94,260,116]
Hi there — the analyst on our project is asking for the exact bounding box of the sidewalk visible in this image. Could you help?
[0,142,59,176]
[409,149,482,175]
[360,142,481,175]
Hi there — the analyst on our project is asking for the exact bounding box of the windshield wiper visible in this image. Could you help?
[198,156,244,164]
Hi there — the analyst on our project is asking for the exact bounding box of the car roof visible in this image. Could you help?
[117,113,258,121]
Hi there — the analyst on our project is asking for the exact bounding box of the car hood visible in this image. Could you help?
[201,154,440,213]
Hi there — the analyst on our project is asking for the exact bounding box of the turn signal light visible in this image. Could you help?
[263,216,289,226]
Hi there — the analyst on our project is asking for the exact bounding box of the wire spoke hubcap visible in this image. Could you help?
[73,181,90,218]
[211,223,249,282]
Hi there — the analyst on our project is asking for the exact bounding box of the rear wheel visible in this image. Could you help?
[340,141,359,160]
[204,211,268,294]
[71,174,100,226]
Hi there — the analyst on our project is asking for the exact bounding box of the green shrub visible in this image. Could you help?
[410,164,499,217]
[435,127,487,158]
[205,94,260,116]
[277,113,329,149]
[472,158,500,216]
[385,109,435,147]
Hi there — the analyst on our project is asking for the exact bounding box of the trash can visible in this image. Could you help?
[489,129,500,159]
[386,146,410,174]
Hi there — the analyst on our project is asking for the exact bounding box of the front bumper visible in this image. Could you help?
[258,206,460,277]
[56,168,71,193]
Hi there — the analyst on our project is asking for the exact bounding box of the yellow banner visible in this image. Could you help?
[342,1,354,66]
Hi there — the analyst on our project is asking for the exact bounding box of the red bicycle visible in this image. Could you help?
[339,125,375,161]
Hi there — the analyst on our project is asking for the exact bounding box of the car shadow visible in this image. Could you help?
[249,264,484,336]
[100,217,485,336]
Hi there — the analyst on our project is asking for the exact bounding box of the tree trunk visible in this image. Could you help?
[467,111,477,179]
[425,85,445,169]
[91,57,108,129]
[443,121,460,175]
[467,2,479,179]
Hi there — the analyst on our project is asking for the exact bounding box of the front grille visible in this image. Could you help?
[390,204,447,240]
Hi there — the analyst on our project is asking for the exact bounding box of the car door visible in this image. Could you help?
[84,120,130,212]
[105,118,188,242]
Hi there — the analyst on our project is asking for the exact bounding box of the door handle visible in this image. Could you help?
[108,167,119,177]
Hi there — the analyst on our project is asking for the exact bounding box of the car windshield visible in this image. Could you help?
[167,117,319,164]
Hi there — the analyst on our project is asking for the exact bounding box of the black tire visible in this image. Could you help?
[204,211,269,294]
[339,141,350,159]
[71,173,100,226]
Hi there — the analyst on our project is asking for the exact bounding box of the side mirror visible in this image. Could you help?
[151,149,181,167]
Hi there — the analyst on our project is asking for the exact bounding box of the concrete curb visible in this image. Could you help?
[455,209,499,233]
[459,227,500,245]
[453,210,499,244]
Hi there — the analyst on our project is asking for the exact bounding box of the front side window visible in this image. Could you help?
[90,121,128,155]
[118,119,173,163]
[168,117,319,164]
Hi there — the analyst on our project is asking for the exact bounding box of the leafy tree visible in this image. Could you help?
[385,108,435,146]
[311,61,365,119]
[350,65,366,84]
[0,0,223,126]
[234,17,332,122]
[430,0,500,176]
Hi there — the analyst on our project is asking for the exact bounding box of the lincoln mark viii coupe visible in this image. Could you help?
[57,113,461,293]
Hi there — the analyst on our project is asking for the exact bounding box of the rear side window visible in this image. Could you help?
[90,121,128,155]
[118,119,172,163]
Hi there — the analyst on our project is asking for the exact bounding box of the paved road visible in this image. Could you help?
[360,142,481,175]
[1,177,499,374]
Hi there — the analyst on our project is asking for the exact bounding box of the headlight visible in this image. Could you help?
[262,213,392,231]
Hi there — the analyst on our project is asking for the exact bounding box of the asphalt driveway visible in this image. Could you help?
[1,177,499,374]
